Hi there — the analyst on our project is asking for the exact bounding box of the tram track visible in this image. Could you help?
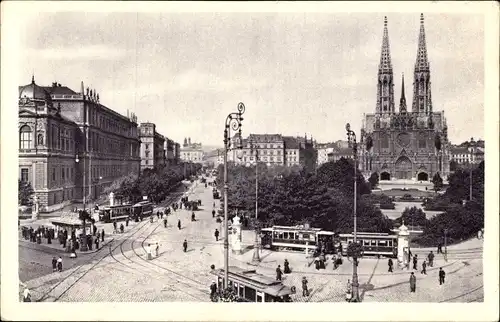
[33,187,188,302]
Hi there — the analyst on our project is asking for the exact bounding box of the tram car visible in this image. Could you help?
[260,225,337,254]
[338,232,398,258]
[132,201,154,221]
[98,204,133,223]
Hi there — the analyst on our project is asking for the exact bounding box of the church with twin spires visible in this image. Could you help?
[359,14,450,181]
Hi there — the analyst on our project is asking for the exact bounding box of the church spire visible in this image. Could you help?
[376,16,395,114]
[399,73,407,113]
[412,13,432,114]
[379,16,393,73]
[415,13,429,71]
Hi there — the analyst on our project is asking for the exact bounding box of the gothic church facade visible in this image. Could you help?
[360,14,450,181]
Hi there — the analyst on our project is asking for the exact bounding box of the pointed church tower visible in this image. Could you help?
[399,73,407,113]
[376,16,395,114]
[412,13,432,114]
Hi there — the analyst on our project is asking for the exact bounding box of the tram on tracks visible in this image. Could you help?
[338,232,398,258]
[260,225,398,258]
[98,201,154,223]
[211,266,293,302]
[260,225,338,254]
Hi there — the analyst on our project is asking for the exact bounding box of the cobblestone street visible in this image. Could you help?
[20,179,484,303]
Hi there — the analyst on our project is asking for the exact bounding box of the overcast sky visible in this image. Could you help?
[18,11,484,147]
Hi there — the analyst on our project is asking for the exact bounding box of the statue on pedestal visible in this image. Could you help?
[231,215,242,254]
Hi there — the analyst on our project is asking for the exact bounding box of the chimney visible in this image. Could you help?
[52,82,57,87]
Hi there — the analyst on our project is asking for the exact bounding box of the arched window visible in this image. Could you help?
[19,125,33,149]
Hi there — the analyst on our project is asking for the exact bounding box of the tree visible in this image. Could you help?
[394,206,430,228]
[432,172,443,192]
[18,180,34,206]
[368,172,379,189]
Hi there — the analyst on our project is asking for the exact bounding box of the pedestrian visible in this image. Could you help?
[191,212,196,222]
[126,217,129,227]
[163,218,168,228]
[212,209,216,218]
[214,229,220,241]
[23,288,31,302]
[428,251,434,267]
[120,223,124,234]
[314,256,320,270]
[146,244,153,260]
[101,229,105,242]
[284,259,291,274]
[178,219,181,230]
[160,212,164,219]
[62,236,66,249]
[87,236,93,250]
[439,267,446,285]
[150,215,154,223]
[95,238,99,249]
[52,256,57,272]
[47,232,52,244]
[421,260,427,275]
[183,239,188,252]
[155,243,159,257]
[388,258,393,272]
[276,265,283,281]
[302,277,309,297]
[437,242,442,254]
[93,224,97,236]
[409,272,416,292]
[113,221,117,233]
[413,254,418,270]
[96,231,101,243]
[57,256,63,272]
[210,282,217,299]
[157,211,160,220]
[345,280,352,302]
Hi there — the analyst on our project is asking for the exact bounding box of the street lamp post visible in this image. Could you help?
[345,123,360,303]
[223,102,246,289]
[469,146,473,202]
[75,155,88,252]
[250,141,260,263]
[444,228,448,262]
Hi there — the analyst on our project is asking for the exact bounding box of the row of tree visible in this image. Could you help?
[216,158,394,234]
[104,162,203,204]
[397,161,484,246]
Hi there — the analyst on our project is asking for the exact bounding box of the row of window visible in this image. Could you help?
[89,108,136,138]
[19,125,75,152]
[88,130,139,157]
[379,137,428,149]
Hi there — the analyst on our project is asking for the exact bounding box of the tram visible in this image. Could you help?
[338,232,398,258]
[98,204,133,223]
[132,201,154,221]
[260,225,337,254]
[211,266,293,302]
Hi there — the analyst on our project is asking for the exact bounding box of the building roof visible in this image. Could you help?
[19,77,52,102]
[283,136,300,149]
[42,83,79,95]
[248,133,283,142]
[316,142,337,149]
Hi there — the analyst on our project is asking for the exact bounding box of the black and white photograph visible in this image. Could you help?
[1,1,498,321]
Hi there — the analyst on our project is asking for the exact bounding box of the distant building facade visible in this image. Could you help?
[229,133,316,171]
[19,77,141,212]
[164,137,178,166]
[449,137,484,166]
[139,123,165,171]
[180,137,204,163]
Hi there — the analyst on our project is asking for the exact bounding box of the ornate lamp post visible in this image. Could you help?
[250,140,260,263]
[223,102,246,289]
[75,154,88,252]
[345,123,360,303]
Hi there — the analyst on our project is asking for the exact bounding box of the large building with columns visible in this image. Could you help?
[359,14,450,182]
[18,77,141,213]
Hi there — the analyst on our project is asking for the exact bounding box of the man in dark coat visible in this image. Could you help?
[427,251,435,267]
[439,267,446,285]
[409,272,416,292]
[302,277,309,297]
[421,261,427,275]
[276,265,283,281]
[178,220,182,230]
[183,239,188,252]
[101,229,105,242]
[388,258,393,272]
[210,282,217,297]
[413,254,418,270]
[214,229,220,241]
[437,243,442,254]
[284,259,291,274]
[164,218,168,228]
[52,257,57,272]
[212,210,216,218]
